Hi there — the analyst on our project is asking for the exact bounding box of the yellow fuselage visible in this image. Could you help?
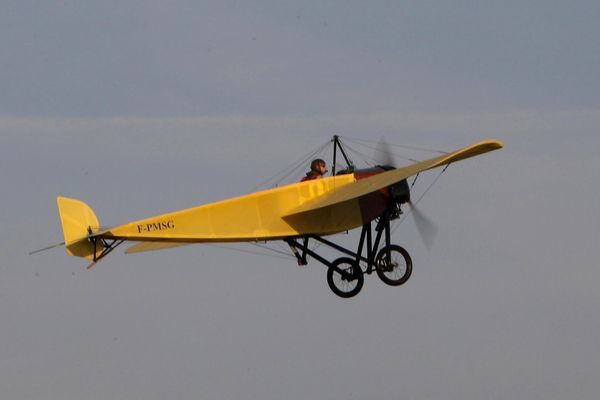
[106,173,372,243]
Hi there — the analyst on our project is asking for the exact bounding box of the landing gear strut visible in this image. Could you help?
[285,210,412,298]
[86,228,125,269]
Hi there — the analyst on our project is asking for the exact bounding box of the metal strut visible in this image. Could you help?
[286,237,309,266]
[285,210,394,275]
[86,235,125,269]
[332,135,354,176]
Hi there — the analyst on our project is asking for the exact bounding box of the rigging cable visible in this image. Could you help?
[249,242,297,259]
[249,139,331,192]
[269,144,326,186]
[206,242,294,261]
[341,136,448,155]
[255,140,328,189]
[340,142,379,167]
[341,136,420,163]
[411,172,420,189]
[391,163,451,235]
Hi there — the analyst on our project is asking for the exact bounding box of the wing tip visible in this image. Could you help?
[480,139,504,150]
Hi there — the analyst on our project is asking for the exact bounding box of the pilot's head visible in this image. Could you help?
[310,159,328,176]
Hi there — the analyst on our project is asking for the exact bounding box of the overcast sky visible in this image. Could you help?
[1,1,600,399]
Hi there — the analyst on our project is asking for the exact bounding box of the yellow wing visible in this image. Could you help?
[284,140,503,217]
[57,139,503,259]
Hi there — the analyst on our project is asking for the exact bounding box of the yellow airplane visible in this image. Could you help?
[51,136,503,298]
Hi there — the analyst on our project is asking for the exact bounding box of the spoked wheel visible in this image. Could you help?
[327,257,364,298]
[375,245,412,286]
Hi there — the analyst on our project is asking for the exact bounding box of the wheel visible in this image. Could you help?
[375,245,412,286]
[327,257,364,298]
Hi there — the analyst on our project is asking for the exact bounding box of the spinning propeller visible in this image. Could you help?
[373,137,438,249]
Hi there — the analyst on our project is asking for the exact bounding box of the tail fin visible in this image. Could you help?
[56,196,105,259]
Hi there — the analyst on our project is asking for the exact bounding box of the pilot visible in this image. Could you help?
[301,159,328,182]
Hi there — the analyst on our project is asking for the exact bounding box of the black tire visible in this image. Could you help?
[327,257,364,298]
[375,245,412,286]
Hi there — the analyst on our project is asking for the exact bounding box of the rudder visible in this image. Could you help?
[56,196,104,259]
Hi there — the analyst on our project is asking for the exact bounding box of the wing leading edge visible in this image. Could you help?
[283,140,503,217]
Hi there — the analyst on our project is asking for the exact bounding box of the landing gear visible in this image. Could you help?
[375,245,412,286]
[85,227,125,269]
[327,258,364,298]
[285,210,413,298]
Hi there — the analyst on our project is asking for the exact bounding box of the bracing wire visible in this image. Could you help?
[252,142,327,190]
[249,139,331,192]
[340,142,378,167]
[391,164,451,235]
[249,135,444,191]
[341,137,420,163]
[206,243,294,261]
[411,173,420,189]
[249,242,295,258]
[316,141,331,164]
[342,136,448,155]
[269,145,325,186]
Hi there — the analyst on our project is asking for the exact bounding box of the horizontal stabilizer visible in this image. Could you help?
[125,241,192,254]
[284,140,503,217]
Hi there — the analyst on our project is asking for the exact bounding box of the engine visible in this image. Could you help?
[341,165,411,219]
[389,179,410,205]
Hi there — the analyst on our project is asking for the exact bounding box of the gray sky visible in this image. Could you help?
[1,1,600,399]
